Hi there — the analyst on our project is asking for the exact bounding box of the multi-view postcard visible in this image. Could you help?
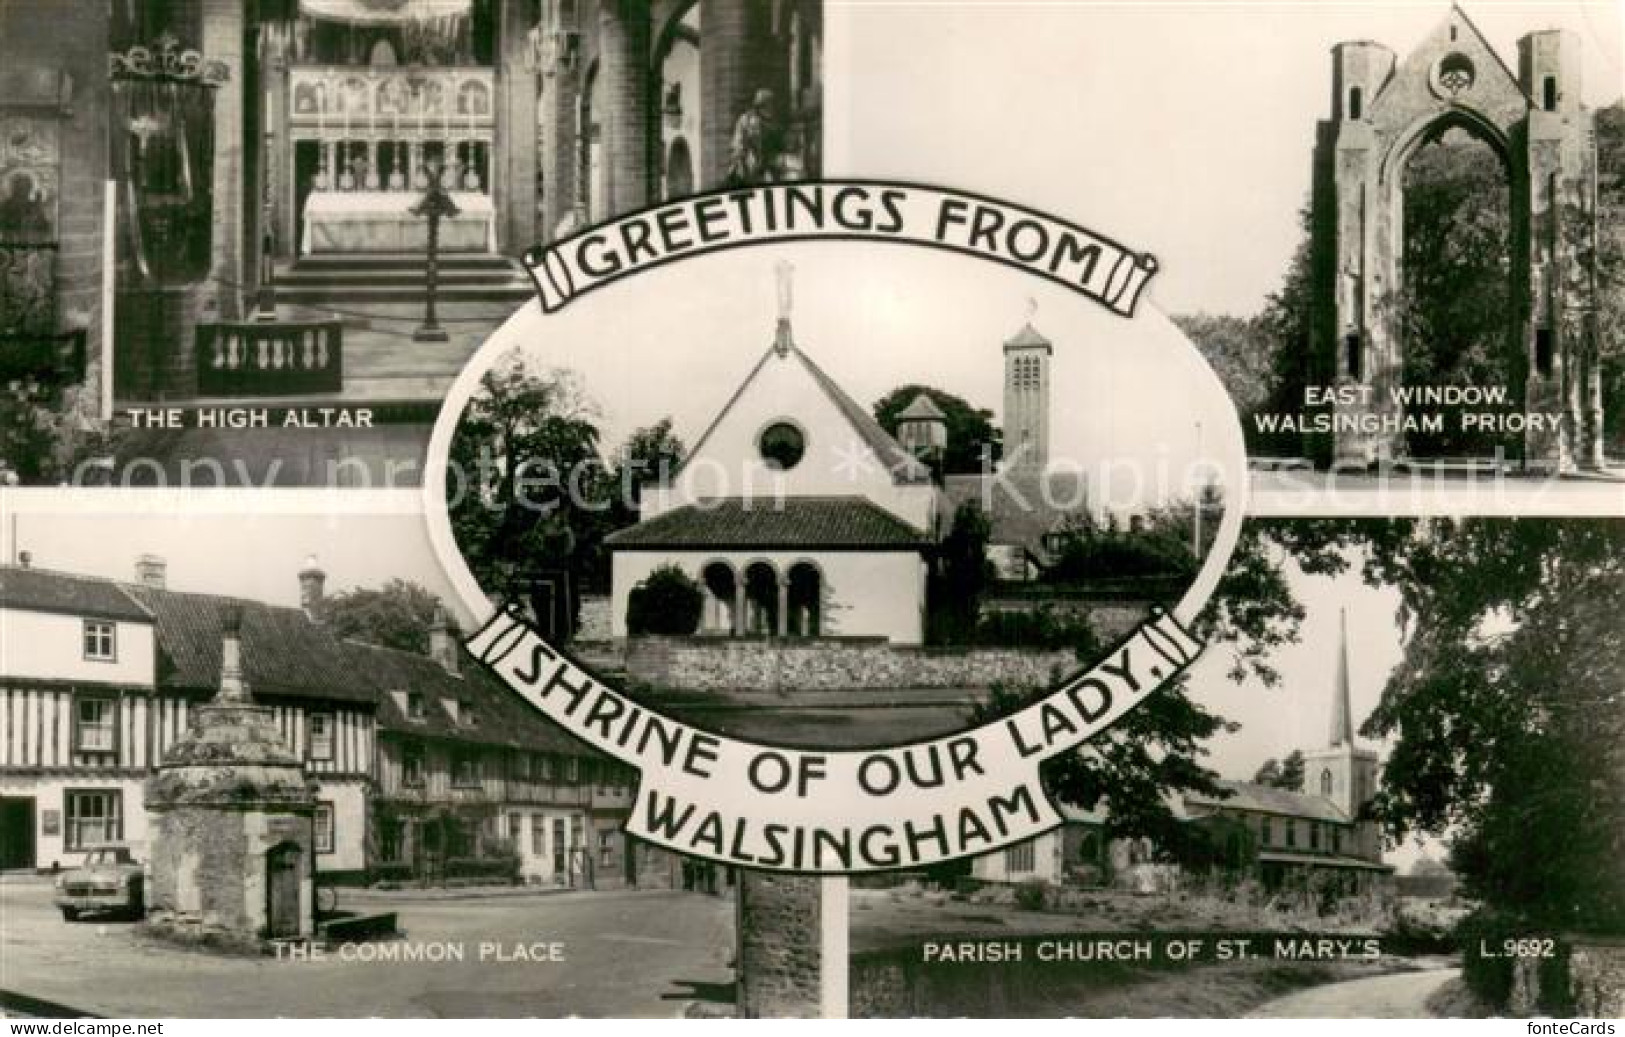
[0,0,1621,1027]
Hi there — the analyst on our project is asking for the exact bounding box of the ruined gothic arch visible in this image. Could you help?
[1310,7,1602,471]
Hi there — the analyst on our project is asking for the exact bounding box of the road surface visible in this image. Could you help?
[1247,967,1459,1018]
[0,880,733,1018]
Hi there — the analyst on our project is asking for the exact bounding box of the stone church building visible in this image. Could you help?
[1309,5,1604,471]
[605,270,1090,647]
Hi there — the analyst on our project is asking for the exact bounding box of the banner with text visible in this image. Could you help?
[465,606,1205,875]
[522,182,1160,317]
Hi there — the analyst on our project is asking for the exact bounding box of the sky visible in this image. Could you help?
[825,0,1624,316]
[480,241,1246,518]
[0,496,467,624]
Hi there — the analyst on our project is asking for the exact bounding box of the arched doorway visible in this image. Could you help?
[265,841,303,938]
[1392,115,1519,459]
[655,2,701,201]
[701,561,739,636]
[786,562,821,637]
[743,562,779,636]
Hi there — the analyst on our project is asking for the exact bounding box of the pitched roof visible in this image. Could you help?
[606,496,931,550]
[0,566,152,622]
[942,471,1090,547]
[676,343,932,486]
[897,393,947,421]
[125,585,377,705]
[1004,322,1053,352]
[1185,780,1351,824]
[350,641,589,754]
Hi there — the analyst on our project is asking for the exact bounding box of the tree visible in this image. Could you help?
[928,500,994,644]
[447,350,614,632]
[1384,127,1516,456]
[613,417,686,509]
[1354,519,1625,933]
[1252,749,1305,790]
[1170,314,1278,423]
[873,385,1001,474]
[316,579,445,655]
[626,565,704,637]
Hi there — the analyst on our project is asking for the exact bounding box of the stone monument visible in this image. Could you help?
[144,605,318,950]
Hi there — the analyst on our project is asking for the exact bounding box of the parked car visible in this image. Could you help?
[54,845,145,921]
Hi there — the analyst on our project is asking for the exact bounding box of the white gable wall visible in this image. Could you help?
[648,350,941,532]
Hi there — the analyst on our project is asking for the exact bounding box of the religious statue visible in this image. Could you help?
[726,88,783,187]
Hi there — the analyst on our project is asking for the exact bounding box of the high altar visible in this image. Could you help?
[289,63,495,254]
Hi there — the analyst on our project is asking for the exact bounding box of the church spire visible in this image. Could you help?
[773,260,795,356]
[1329,608,1353,747]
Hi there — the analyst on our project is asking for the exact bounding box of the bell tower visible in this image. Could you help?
[1002,307,1052,471]
[1300,610,1384,860]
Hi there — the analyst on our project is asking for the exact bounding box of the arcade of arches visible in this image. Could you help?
[700,559,822,638]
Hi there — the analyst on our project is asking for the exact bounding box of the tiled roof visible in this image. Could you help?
[606,496,930,550]
[897,393,947,421]
[0,566,152,622]
[125,586,376,705]
[1185,780,1351,824]
[350,641,588,755]
[943,471,1090,548]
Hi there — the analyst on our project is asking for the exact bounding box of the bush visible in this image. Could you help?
[973,605,1102,654]
[1458,906,1524,1009]
[1014,879,1048,911]
[626,565,704,636]
[1043,530,1197,583]
[368,864,415,885]
[444,855,520,884]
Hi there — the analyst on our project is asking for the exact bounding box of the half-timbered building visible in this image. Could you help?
[0,555,639,886]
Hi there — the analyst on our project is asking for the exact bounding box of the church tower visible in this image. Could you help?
[1003,316,1052,470]
[1300,609,1384,860]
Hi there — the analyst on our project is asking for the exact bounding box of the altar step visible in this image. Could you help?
[274,253,534,306]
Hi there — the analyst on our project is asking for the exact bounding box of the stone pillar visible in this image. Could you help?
[1319,43,1400,468]
[734,581,746,636]
[540,40,580,237]
[202,0,245,322]
[698,0,769,191]
[497,0,540,252]
[14,0,111,407]
[776,576,788,637]
[736,872,825,1017]
[1519,30,1595,473]
[597,1,652,218]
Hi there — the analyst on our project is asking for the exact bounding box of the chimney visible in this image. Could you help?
[135,553,167,589]
[429,604,459,675]
[298,555,326,617]
[216,605,251,704]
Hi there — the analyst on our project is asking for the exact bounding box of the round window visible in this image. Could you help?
[758,421,806,470]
